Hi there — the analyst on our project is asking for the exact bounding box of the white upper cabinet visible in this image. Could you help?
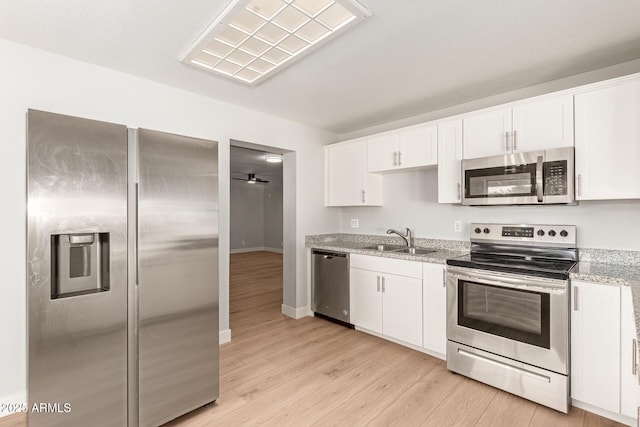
[397,124,438,169]
[463,107,512,159]
[463,94,574,159]
[512,94,574,152]
[367,124,437,173]
[367,133,398,172]
[437,119,463,204]
[575,78,640,200]
[325,140,383,206]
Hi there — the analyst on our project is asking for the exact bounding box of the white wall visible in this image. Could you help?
[229,176,283,252]
[230,179,266,250]
[0,39,340,409]
[338,170,640,251]
[264,176,283,250]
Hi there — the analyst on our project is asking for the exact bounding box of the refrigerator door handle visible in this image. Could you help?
[135,182,139,286]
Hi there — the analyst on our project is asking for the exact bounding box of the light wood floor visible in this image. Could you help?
[1,251,625,426]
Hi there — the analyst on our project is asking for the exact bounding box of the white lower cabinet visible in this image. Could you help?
[621,286,640,419]
[571,280,621,412]
[381,273,423,346]
[423,263,447,356]
[350,254,422,347]
[350,268,383,333]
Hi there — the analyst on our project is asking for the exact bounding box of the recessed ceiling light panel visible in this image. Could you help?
[265,154,283,162]
[180,0,371,86]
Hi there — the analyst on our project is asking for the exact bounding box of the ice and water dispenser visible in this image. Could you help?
[50,233,110,299]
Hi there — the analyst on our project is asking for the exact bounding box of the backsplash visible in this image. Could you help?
[338,169,640,251]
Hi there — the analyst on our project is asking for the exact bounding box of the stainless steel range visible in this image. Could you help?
[446,223,577,413]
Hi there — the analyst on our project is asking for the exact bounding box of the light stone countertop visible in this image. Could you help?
[305,233,468,265]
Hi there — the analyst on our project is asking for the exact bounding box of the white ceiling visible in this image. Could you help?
[231,146,283,179]
[2,0,640,134]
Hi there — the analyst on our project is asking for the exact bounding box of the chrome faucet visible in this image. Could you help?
[386,228,413,248]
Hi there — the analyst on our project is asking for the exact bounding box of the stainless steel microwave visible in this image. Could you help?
[462,147,574,206]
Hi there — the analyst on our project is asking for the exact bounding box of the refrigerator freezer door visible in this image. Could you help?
[27,110,128,426]
[137,129,219,426]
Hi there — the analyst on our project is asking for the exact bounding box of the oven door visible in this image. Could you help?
[463,150,543,205]
[447,267,568,374]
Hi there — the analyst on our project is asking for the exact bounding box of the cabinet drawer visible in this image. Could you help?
[350,253,422,278]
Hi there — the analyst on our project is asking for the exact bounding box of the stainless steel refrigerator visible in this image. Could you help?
[27,110,219,427]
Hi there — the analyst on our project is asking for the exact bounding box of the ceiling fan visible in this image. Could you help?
[232,173,269,184]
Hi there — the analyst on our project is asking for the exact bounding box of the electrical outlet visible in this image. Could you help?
[350,219,359,229]
[454,221,462,232]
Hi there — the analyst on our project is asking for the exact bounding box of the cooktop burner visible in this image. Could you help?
[446,223,578,280]
[447,254,577,280]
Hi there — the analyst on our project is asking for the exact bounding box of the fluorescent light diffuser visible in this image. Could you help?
[265,154,283,162]
[180,0,371,85]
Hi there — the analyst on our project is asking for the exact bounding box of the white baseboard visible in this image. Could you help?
[281,304,312,319]
[219,329,231,345]
[230,247,283,254]
[230,247,265,254]
[264,247,283,254]
[571,399,635,426]
[0,390,26,417]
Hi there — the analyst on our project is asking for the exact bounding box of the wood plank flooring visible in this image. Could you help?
[167,251,624,427]
[0,251,626,426]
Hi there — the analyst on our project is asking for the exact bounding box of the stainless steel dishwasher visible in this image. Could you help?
[312,249,351,326]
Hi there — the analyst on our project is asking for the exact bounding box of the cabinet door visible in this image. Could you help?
[350,268,383,333]
[367,134,398,173]
[575,79,640,200]
[621,286,640,418]
[325,141,366,206]
[512,94,573,152]
[463,107,512,159]
[397,124,438,169]
[423,263,447,356]
[381,273,422,347]
[571,281,620,412]
[437,119,463,204]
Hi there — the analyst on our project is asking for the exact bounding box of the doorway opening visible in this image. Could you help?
[229,144,284,332]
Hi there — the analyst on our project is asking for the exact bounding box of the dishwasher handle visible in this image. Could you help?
[312,249,348,259]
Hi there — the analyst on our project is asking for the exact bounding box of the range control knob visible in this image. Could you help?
[483,228,490,234]
[475,227,482,234]
[537,229,545,236]
[560,230,569,237]
[548,230,557,237]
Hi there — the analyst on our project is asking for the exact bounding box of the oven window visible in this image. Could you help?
[465,164,536,199]
[458,280,550,348]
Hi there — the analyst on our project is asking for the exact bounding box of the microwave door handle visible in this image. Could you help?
[536,155,544,203]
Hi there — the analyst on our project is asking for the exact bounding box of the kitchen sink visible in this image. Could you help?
[392,247,437,255]
[361,244,405,252]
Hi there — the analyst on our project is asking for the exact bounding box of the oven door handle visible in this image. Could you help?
[536,155,544,203]
[447,268,567,292]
